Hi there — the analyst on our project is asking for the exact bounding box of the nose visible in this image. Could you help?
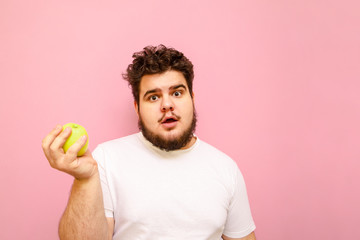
[161,96,174,112]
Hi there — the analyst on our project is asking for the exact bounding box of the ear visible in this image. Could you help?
[191,91,195,101]
[134,101,139,118]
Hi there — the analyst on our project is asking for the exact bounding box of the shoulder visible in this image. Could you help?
[195,138,245,196]
[97,133,140,150]
[197,139,236,163]
[195,138,240,171]
[92,132,143,161]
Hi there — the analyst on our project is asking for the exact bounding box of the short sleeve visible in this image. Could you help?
[222,167,256,238]
[92,145,114,218]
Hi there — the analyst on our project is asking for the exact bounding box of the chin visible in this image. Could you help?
[139,110,197,151]
[161,130,181,140]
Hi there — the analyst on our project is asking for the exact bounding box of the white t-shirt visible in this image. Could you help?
[92,132,255,240]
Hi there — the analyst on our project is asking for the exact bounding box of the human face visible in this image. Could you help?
[135,70,196,151]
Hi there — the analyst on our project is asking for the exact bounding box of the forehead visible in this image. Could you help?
[139,70,188,93]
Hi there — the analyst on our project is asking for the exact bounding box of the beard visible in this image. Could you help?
[138,109,197,152]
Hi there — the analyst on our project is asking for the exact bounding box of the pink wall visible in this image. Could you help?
[1,0,359,239]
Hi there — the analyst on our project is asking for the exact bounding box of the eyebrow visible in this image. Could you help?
[170,84,187,91]
[143,84,187,99]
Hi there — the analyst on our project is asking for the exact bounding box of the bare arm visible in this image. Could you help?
[107,217,115,240]
[222,231,256,240]
[58,169,109,240]
[42,125,111,240]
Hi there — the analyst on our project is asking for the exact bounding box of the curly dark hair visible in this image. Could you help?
[123,44,194,104]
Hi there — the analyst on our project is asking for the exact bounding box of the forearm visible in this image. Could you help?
[59,170,108,240]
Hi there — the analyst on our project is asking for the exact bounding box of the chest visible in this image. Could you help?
[108,156,233,238]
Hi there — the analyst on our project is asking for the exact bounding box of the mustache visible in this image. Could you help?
[158,113,181,123]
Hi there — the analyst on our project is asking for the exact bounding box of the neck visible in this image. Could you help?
[181,135,197,150]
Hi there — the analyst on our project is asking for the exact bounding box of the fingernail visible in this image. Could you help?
[81,135,87,141]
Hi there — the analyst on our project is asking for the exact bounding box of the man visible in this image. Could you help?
[42,45,256,240]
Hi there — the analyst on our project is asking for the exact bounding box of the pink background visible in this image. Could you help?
[1,0,359,239]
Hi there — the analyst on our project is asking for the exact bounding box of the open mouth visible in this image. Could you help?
[159,114,181,129]
[162,117,178,124]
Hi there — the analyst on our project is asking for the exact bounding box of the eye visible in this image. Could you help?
[173,91,182,97]
[149,95,159,101]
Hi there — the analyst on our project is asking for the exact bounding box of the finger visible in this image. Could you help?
[42,125,63,158]
[50,127,72,153]
[67,148,93,173]
[63,135,88,164]
[82,149,92,157]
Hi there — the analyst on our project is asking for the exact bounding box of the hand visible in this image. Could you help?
[42,125,98,180]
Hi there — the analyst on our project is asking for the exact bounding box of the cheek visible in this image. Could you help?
[140,105,159,123]
[183,102,194,119]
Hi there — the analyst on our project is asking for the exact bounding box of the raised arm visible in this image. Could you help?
[42,125,111,240]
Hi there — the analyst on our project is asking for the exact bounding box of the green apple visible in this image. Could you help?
[62,123,89,157]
